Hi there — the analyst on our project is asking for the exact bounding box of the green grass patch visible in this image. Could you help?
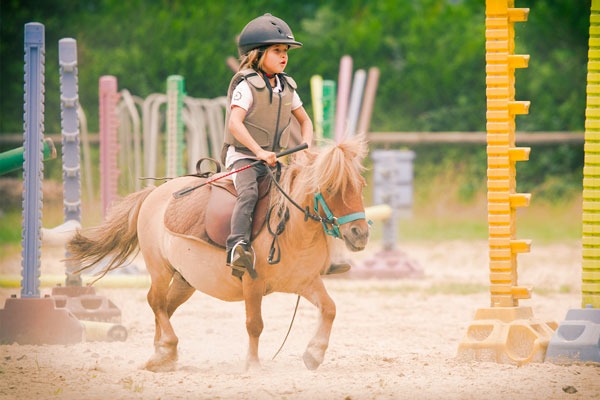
[367,196,582,243]
[0,211,21,245]
[517,200,582,244]
[397,217,488,241]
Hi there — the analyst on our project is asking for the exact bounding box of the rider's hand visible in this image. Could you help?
[256,149,277,166]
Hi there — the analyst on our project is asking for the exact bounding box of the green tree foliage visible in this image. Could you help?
[517,0,590,131]
[0,0,589,135]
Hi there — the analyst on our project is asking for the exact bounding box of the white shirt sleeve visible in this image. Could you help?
[230,80,253,111]
[292,91,303,111]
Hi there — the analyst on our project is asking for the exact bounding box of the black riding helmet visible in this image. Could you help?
[238,13,303,56]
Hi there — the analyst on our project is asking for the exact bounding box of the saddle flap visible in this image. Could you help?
[205,176,271,247]
[204,185,236,246]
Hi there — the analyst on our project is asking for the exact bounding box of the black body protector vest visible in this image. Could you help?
[222,68,297,164]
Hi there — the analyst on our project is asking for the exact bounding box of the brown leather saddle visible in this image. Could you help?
[164,173,272,248]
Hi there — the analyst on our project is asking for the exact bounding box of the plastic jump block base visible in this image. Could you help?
[457,306,557,365]
[50,285,122,323]
[545,305,600,363]
[0,297,84,344]
[352,249,423,280]
[51,293,122,323]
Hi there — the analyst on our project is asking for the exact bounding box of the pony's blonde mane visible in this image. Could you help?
[273,137,367,211]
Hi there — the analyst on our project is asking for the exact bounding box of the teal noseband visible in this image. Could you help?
[313,192,370,239]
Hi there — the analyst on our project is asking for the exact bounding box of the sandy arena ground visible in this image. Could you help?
[0,239,599,399]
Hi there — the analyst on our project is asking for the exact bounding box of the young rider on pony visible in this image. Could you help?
[222,14,313,278]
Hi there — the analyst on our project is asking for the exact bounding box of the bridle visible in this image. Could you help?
[312,192,368,239]
[265,166,369,264]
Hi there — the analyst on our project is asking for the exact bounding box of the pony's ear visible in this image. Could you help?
[292,147,318,165]
[339,137,368,161]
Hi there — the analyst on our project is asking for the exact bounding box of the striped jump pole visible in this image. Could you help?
[0,139,56,175]
[457,0,556,365]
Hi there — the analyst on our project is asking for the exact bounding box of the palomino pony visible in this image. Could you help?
[67,138,370,372]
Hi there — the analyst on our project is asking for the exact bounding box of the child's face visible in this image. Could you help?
[261,44,289,75]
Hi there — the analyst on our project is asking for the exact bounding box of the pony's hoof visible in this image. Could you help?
[302,351,322,370]
[245,358,262,372]
[144,358,177,372]
[144,352,177,372]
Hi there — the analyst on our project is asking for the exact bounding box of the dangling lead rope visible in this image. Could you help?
[264,159,304,359]
[272,294,301,360]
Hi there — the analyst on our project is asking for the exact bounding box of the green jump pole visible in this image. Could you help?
[166,75,185,177]
[322,80,336,141]
[0,137,56,176]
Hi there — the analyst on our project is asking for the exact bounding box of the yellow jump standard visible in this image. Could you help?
[457,0,556,365]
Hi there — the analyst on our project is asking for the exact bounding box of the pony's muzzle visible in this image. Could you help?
[341,221,370,251]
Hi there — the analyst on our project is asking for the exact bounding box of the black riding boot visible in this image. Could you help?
[227,240,257,279]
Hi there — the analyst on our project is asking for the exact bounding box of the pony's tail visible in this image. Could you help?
[66,187,155,282]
